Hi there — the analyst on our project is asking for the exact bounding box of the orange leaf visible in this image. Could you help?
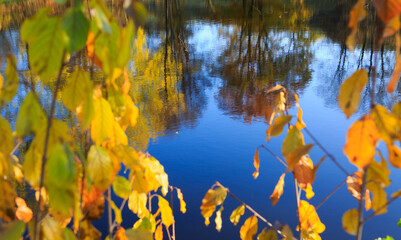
[176,188,186,214]
[373,0,401,24]
[252,149,260,179]
[294,157,315,187]
[349,0,367,29]
[388,143,401,168]
[387,34,401,92]
[115,227,128,240]
[15,197,33,223]
[298,200,325,238]
[344,115,379,168]
[86,31,103,69]
[286,144,313,171]
[240,216,258,240]
[383,16,401,38]
[155,224,163,240]
[270,173,285,206]
[346,176,361,200]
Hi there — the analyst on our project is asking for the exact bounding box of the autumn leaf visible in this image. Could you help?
[176,188,186,214]
[338,69,368,118]
[15,197,33,223]
[387,144,401,168]
[215,206,223,232]
[344,115,379,168]
[253,149,260,179]
[240,216,258,240]
[62,68,92,112]
[294,157,315,187]
[298,200,325,239]
[282,126,304,159]
[91,97,115,145]
[158,196,174,228]
[87,145,113,190]
[200,187,227,209]
[286,144,313,171]
[371,105,400,144]
[230,205,245,226]
[347,0,366,50]
[270,173,285,206]
[387,34,401,92]
[2,54,19,104]
[367,181,388,215]
[155,224,163,240]
[293,92,306,130]
[342,208,359,235]
[257,227,278,240]
[15,92,47,138]
[266,115,292,141]
[373,0,401,24]
[113,176,132,199]
[383,17,401,38]
[128,191,149,218]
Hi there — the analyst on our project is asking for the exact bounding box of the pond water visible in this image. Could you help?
[2,0,401,239]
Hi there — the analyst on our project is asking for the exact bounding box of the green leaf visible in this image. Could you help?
[62,68,92,111]
[63,228,77,240]
[125,229,152,240]
[338,69,368,118]
[266,115,292,141]
[117,20,134,68]
[15,92,47,138]
[54,0,67,5]
[230,205,245,226]
[0,221,25,240]
[158,196,174,228]
[113,176,131,199]
[2,54,19,104]
[21,9,67,82]
[62,5,89,52]
[282,126,304,158]
[87,145,113,190]
[133,215,156,232]
[91,98,114,145]
[0,116,14,155]
[398,218,401,227]
[45,144,76,187]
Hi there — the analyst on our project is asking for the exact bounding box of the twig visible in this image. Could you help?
[362,196,399,224]
[356,167,368,240]
[34,50,66,240]
[303,127,349,176]
[107,187,113,239]
[215,182,287,238]
[259,144,287,168]
[316,177,349,210]
[294,180,301,240]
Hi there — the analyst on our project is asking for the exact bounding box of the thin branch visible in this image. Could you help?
[356,167,368,240]
[107,187,113,239]
[303,127,350,176]
[362,196,399,224]
[34,50,66,240]
[294,180,301,240]
[259,144,288,168]
[316,177,348,210]
[215,182,288,238]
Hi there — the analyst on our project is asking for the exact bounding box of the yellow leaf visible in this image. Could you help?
[266,115,292,141]
[176,188,186,214]
[87,145,113,190]
[91,97,114,145]
[253,149,260,179]
[0,116,13,156]
[158,196,174,228]
[201,206,215,226]
[240,216,258,240]
[371,105,400,143]
[128,191,149,218]
[110,199,122,224]
[281,225,294,240]
[266,85,284,94]
[347,0,366,50]
[286,144,313,171]
[342,208,359,235]
[215,206,223,232]
[113,176,131,199]
[344,115,379,168]
[257,227,278,240]
[155,224,163,240]
[298,200,325,238]
[303,184,315,200]
[115,227,128,240]
[109,121,128,148]
[367,153,391,186]
[230,205,245,226]
[387,34,401,92]
[282,126,304,159]
[338,69,368,118]
[373,0,401,24]
[366,182,387,215]
[293,92,306,130]
[200,187,227,209]
[270,173,285,206]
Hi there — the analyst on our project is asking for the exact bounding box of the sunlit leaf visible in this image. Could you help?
[293,92,306,130]
[113,176,131,199]
[201,187,227,209]
[125,228,152,240]
[387,34,401,92]
[176,188,186,214]
[294,157,315,187]
[87,145,113,190]
[253,149,260,179]
[383,17,401,38]
[266,85,284,94]
[373,0,401,24]
[215,206,223,232]
[155,224,163,240]
[282,126,304,159]
[286,144,313,171]
[62,68,92,112]
[158,196,174,228]
[387,144,401,168]
[298,200,325,238]
[15,92,47,138]
[338,69,368,118]
[266,115,292,141]
[230,205,245,226]
[367,182,388,215]
[110,199,122,224]
[15,197,32,223]
[91,97,115,145]
[344,115,379,168]
[270,173,285,206]
[347,0,366,50]
[79,220,101,239]
[257,227,278,240]
[133,215,156,232]
[62,5,89,53]
[368,152,391,186]
[281,225,294,240]
[128,191,148,218]
[371,105,400,143]
[342,208,359,235]
[240,216,258,240]
[0,116,13,156]
[201,205,215,226]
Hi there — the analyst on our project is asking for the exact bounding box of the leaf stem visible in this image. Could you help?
[34,50,66,240]
[356,167,368,240]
